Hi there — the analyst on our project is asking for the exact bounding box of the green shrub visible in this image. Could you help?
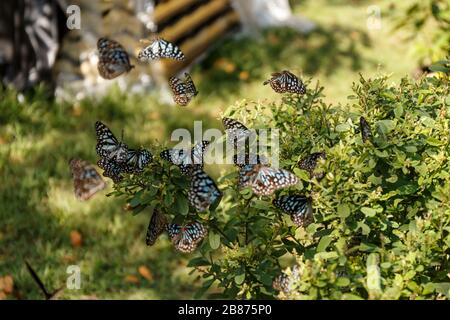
[112,74,449,299]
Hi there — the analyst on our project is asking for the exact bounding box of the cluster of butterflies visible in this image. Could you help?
[96,36,306,107]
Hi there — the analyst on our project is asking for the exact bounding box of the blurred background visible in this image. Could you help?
[0,0,448,299]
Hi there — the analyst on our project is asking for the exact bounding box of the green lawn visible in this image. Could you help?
[0,0,423,299]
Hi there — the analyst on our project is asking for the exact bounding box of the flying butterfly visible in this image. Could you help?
[298,152,326,179]
[160,141,210,176]
[238,164,299,196]
[360,116,372,143]
[188,168,222,212]
[146,209,168,246]
[69,158,106,201]
[95,121,128,164]
[263,70,306,94]
[222,117,252,148]
[166,222,207,253]
[169,73,198,106]
[138,37,185,61]
[124,148,153,174]
[97,37,134,80]
[273,195,313,227]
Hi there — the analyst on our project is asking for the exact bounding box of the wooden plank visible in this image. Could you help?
[159,10,240,78]
[153,0,199,25]
[160,0,231,43]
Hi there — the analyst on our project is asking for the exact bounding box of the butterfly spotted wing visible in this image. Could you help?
[239,164,299,196]
[233,152,269,168]
[273,195,313,227]
[138,37,185,61]
[263,70,306,94]
[166,222,207,253]
[169,73,198,106]
[298,152,326,178]
[97,37,134,80]
[95,121,128,163]
[222,117,252,148]
[146,209,168,246]
[69,158,106,201]
[97,158,125,183]
[360,116,372,143]
[273,266,300,293]
[160,141,210,176]
[188,168,222,211]
[124,148,153,174]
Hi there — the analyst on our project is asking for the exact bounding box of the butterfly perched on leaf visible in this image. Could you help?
[138,37,185,61]
[360,116,372,143]
[146,209,168,246]
[273,195,313,227]
[97,37,134,80]
[95,121,128,163]
[233,152,269,168]
[263,70,306,94]
[222,117,252,149]
[160,141,210,176]
[166,222,207,253]
[238,164,299,196]
[97,157,126,183]
[169,73,198,106]
[69,158,106,201]
[298,152,326,179]
[272,266,300,293]
[188,168,222,211]
[124,148,153,174]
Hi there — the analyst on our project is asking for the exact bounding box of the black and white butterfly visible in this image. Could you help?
[95,121,128,164]
[222,117,252,148]
[273,195,313,227]
[359,116,372,143]
[298,152,326,179]
[146,209,168,246]
[97,37,134,80]
[97,157,126,183]
[263,70,306,94]
[138,37,185,61]
[124,148,153,174]
[188,168,222,212]
[69,158,106,201]
[169,73,198,106]
[238,164,299,196]
[160,141,210,176]
[166,222,207,253]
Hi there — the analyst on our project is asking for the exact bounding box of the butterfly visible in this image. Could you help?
[69,158,106,201]
[95,121,128,164]
[138,37,185,61]
[360,116,372,143]
[272,266,300,293]
[160,141,210,176]
[263,70,306,94]
[124,148,153,174]
[146,209,168,246]
[166,222,207,253]
[97,37,134,80]
[298,152,326,178]
[238,164,299,196]
[233,152,269,168]
[169,73,198,106]
[272,195,313,227]
[222,117,252,148]
[97,157,126,183]
[188,168,222,212]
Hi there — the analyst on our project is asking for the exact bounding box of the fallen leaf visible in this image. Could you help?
[70,230,83,248]
[0,292,6,300]
[138,266,153,281]
[124,275,140,284]
[0,275,14,294]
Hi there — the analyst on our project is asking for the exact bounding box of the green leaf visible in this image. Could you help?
[174,194,189,215]
[361,207,377,217]
[317,235,333,252]
[377,120,395,134]
[337,204,351,218]
[209,231,221,250]
[234,273,245,285]
[187,257,210,267]
[336,277,350,287]
[335,123,351,132]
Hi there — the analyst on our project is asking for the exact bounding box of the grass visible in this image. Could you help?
[0,0,425,299]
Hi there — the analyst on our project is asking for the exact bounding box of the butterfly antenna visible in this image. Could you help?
[24,260,52,300]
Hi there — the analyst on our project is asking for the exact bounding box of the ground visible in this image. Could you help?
[0,0,422,299]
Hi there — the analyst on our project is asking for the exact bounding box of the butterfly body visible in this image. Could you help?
[188,168,222,211]
[166,222,207,253]
[97,37,134,80]
[138,37,185,61]
[263,70,306,94]
[69,158,106,201]
[273,195,313,227]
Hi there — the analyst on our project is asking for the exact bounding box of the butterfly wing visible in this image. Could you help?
[125,148,152,174]
[299,152,326,175]
[188,168,222,211]
[184,73,198,97]
[97,158,125,183]
[251,166,299,196]
[169,76,190,106]
[146,209,167,246]
[168,222,207,253]
[222,117,251,148]
[360,116,372,143]
[95,121,128,163]
[273,195,312,227]
[70,159,106,201]
[97,37,133,79]
[138,38,185,61]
